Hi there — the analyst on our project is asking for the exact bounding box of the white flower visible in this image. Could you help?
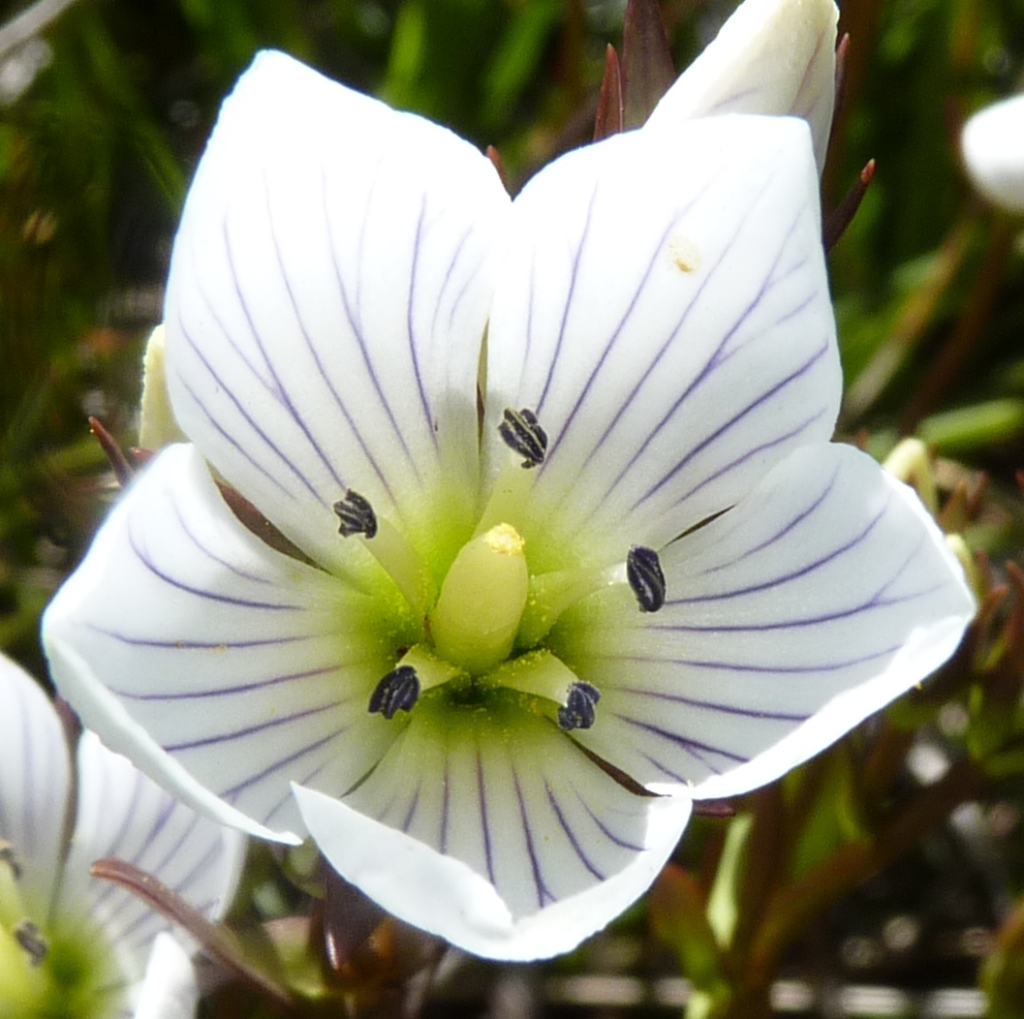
[961,93,1024,214]
[645,0,838,171]
[42,0,973,962]
[0,653,244,1017]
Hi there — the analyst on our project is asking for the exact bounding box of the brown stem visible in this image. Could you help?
[91,857,295,1009]
[745,756,985,987]
[901,217,1016,433]
[823,0,883,209]
[841,213,976,424]
[88,417,134,488]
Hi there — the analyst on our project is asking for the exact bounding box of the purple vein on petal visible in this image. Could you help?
[649,586,944,636]
[543,206,687,466]
[661,402,830,518]
[608,643,903,674]
[184,233,275,391]
[100,770,152,865]
[221,726,349,804]
[91,802,195,920]
[186,240,331,505]
[703,84,762,115]
[168,490,279,587]
[440,758,451,854]
[578,797,645,853]
[223,210,346,494]
[647,596,914,633]
[615,688,809,721]
[571,165,789,489]
[127,525,302,612]
[668,492,893,602]
[400,782,422,834]
[107,663,343,702]
[477,748,496,886]
[165,700,339,753]
[535,182,600,417]
[438,226,475,335]
[89,629,312,652]
[513,769,554,907]
[173,314,312,502]
[11,677,39,858]
[323,169,414,497]
[406,195,439,454]
[264,173,401,498]
[635,741,723,780]
[544,782,605,881]
[615,715,749,768]
[111,831,222,942]
[691,464,839,567]
[629,296,827,510]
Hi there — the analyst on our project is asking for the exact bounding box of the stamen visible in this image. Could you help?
[368,666,420,720]
[0,841,21,880]
[517,565,620,648]
[333,489,377,538]
[14,919,47,966]
[557,682,601,731]
[499,408,548,468]
[627,545,666,612]
[487,648,601,729]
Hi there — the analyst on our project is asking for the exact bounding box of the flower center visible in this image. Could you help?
[429,522,528,676]
[336,407,667,732]
[0,843,125,1019]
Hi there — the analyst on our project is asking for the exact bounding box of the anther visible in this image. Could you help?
[499,408,548,468]
[333,489,377,539]
[368,666,420,720]
[0,839,21,880]
[14,919,47,966]
[558,682,601,731]
[627,545,666,612]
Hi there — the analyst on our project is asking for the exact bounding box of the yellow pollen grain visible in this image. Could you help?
[484,522,525,557]
[668,236,700,273]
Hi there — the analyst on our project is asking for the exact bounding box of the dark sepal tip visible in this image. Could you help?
[558,681,601,731]
[499,407,548,468]
[368,666,420,720]
[333,489,377,539]
[627,545,666,612]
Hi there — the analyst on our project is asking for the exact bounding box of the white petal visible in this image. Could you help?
[43,444,405,844]
[961,94,1024,214]
[645,0,838,172]
[63,731,246,972]
[0,652,71,911]
[556,443,975,798]
[132,933,199,1019]
[294,698,691,960]
[139,325,188,452]
[165,51,510,574]
[486,115,838,569]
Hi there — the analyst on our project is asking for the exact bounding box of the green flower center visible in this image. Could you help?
[0,846,126,1019]
[335,407,666,731]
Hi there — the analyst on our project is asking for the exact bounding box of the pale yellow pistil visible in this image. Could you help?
[429,523,529,676]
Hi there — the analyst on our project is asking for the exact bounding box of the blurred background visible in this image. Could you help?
[2,0,1024,1015]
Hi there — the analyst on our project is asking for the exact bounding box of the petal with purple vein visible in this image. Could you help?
[554,444,975,797]
[485,115,838,571]
[165,50,511,575]
[0,654,71,912]
[43,444,412,843]
[65,731,245,970]
[296,690,691,960]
